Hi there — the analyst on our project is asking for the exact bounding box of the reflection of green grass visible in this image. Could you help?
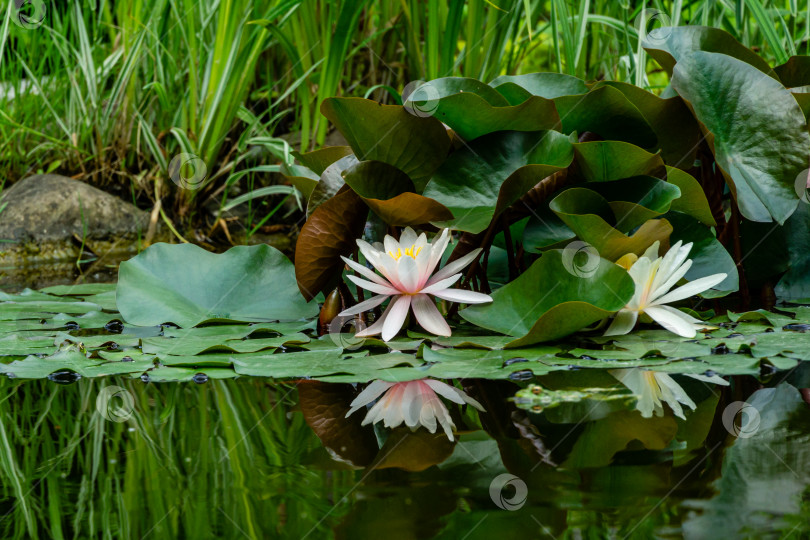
[0,378,355,539]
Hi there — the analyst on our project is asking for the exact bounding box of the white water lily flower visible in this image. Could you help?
[605,240,727,338]
[610,368,729,420]
[338,227,492,341]
[345,378,485,441]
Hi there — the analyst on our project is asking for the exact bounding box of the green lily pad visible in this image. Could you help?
[554,85,657,149]
[117,243,318,327]
[460,250,635,346]
[549,187,673,260]
[423,130,573,233]
[643,26,776,77]
[320,97,451,190]
[671,51,810,224]
[489,72,589,104]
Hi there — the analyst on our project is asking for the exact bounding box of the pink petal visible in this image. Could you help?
[341,256,392,288]
[346,275,401,295]
[419,273,462,295]
[430,288,492,304]
[397,255,420,293]
[355,300,396,338]
[381,295,411,341]
[338,294,389,317]
[345,380,395,417]
[411,294,451,337]
[428,248,482,284]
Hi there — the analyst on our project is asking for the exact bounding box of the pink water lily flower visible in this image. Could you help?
[345,379,485,441]
[338,228,492,341]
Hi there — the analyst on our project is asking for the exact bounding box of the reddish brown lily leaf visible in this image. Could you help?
[295,187,367,300]
[341,160,453,226]
[368,427,456,472]
[298,380,379,467]
[365,193,453,227]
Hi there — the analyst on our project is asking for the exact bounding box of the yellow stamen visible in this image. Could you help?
[388,244,422,261]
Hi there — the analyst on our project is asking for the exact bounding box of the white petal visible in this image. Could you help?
[419,396,438,433]
[384,235,400,257]
[419,274,462,295]
[341,256,392,288]
[381,295,411,341]
[355,300,396,337]
[411,294,451,337]
[400,381,421,428]
[430,288,492,304]
[653,273,727,305]
[685,373,730,386]
[655,372,696,419]
[423,229,451,282]
[644,305,698,338]
[345,380,395,417]
[399,227,418,247]
[649,259,692,302]
[338,294,389,317]
[428,248,482,284]
[346,275,401,296]
[604,310,638,336]
[610,368,659,418]
[357,239,383,262]
[397,255,420,293]
[641,241,661,260]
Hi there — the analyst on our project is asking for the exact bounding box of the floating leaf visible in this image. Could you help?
[117,243,318,327]
[460,250,635,346]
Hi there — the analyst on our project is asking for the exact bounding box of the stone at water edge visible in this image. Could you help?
[0,174,154,265]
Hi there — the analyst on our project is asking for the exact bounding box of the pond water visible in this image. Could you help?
[1,277,809,539]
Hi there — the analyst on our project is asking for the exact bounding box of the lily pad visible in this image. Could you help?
[320,97,451,190]
[489,72,589,104]
[423,130,574,233]
[117,243,318,327]
[460,250,635,346]
[671,51,810,224]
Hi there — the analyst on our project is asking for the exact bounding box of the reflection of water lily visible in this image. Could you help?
[605,241,727,338]
[345,379,485,441]
[339,228,492,341]
[609,368,729,419]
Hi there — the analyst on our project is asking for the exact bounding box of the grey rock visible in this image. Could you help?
[0,174,151,264]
